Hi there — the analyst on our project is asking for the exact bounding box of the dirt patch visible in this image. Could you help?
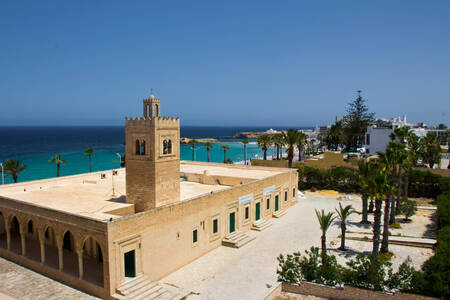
[306,190,341,197]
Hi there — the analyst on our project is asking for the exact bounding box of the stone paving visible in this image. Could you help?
[0,257,98,300]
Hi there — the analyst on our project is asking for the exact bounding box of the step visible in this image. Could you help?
[128,282,160,299]
[251,219,272,231]
[222,232,255,248]
[117,276,149,295]
[123,279,158,297]
[226,231,245,241]
[273,210,287,218]
[235,235,256,248]
[134,286,164,300]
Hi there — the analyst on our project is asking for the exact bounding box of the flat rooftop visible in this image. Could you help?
[0,162,287,222]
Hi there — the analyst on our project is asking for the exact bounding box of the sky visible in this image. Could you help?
[0,1,449,127]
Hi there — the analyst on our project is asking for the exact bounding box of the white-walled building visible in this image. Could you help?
[365,126,393,155]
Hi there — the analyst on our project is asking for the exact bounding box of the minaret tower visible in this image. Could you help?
[125,92,180,212]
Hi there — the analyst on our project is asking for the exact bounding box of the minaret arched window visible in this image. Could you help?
[168,140,172,154]
[154,104,159,117]
[163,140,168,154]
[135,140,140,155]
[140,141,146,155]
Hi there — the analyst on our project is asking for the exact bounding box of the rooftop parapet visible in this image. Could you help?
[125,116,180,127]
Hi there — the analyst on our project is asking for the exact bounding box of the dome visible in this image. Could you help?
[149,94,155,100]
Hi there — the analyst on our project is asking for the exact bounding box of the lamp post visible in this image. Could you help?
[111,153,122,197]
[0,163,3,185]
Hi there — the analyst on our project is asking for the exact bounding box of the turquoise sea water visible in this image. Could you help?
[0,126,307,184]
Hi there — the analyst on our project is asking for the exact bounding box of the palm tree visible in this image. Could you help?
[296,132,307,161]
[420,132,442,168]
[335,203,356,251]
[220,145,230,163]
[241,139,248,164]
[203,142,213,162]
[49,154,66,177]
[283,129,298,168]
[315,209,336,253]
[3,160,27,183]
[257,135,272,160]
[357,160,372,224]
[188,139,198,161]
[370,165,388,255]
[84,147,94,172]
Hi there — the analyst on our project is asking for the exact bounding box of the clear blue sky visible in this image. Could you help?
[1,1,449,126]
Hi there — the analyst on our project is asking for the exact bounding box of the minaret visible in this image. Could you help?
[125,93,180,212]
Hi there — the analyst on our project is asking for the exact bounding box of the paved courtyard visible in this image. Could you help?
[0,193,434,300]
[162,193,434,300]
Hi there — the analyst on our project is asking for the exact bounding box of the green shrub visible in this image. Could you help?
[342,254,392,291]
[387,258,423,294]
[397,197,417,221]
[389,223,402,229]
[437,192,450,227]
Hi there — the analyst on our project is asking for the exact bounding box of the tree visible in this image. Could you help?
[370,164,387,255]
[188,139,198,161]
[343,90,375,151]
[315,209,336,253]
[296,132,307,161]
[220,145,230,163]
[357,160,372,224]
[398,197,417,222]
[283,129,299,168]
[335,203,356,251]
[49,154,66,177]
[272,133,283,160]
[84,147,94,172]
[203,142,213,162]
[257,135,272,160]
[325,121,344,151]
[241,139,248,164]
[420,132,441,168]
[3,160,27,183]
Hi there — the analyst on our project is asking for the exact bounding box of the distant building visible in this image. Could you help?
[365,126,393,155]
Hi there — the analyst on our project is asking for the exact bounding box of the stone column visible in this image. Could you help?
[77,250,84,280]
[5,223,11,251]
[20,226,26,256]
[56,237,63,271]
[38,230,45,264]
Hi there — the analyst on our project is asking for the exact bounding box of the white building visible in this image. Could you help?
[365,126,393,155]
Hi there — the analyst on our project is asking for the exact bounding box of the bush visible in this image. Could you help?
[389,223,402,229]
[387,258,423,294]
[297,166,359,193]
[342,254,392,291]
[437,192,450,227]
[397,197,417,221]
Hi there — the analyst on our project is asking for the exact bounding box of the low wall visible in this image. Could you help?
[279,282,437,300]
[251,152,357,170]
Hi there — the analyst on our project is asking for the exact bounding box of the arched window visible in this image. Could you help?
[163,140,168,154]
[168,140,172,154]
[140,141,146,155]
[154,104,159,117]
[135,140,140,155]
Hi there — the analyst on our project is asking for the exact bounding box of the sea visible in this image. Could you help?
[0,126,312,184]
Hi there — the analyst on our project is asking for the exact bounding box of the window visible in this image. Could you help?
[366,134,370,145]
[135,140,140,155]
[163,140,168,154]
[266,198,270,210]
[285,191,288,201]
[212,219,218,234]
[168,140,172,154]
[140,141,146,155]
[193,229,198,244]
[28,221,33,233]
[293,188,296,197]
[245,206,249,219]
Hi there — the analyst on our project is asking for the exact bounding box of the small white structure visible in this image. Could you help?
[365,126,393,155]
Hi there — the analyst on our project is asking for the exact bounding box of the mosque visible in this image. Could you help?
[0,93,298,299]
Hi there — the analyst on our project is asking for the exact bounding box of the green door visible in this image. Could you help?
[229,212,235,233]
[255,202,261,221]
[275,195,279,211]
[124,250,136,278]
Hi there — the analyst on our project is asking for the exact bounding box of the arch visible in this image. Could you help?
[135,140,140,155]
[25,219,40,262]
[168,139,173,154]
[163,140,168,154]
[82,236,104,287]
[9,216,22,254]
[0,211,6,249]
[43,226,58,269]
[140,140,146,155]
[62,230,78,277]
[154,104,159,117]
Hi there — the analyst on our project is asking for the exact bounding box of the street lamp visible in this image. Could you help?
[111,153,122,197]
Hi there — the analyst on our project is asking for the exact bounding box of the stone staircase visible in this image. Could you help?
[222,231,255,248]
[272,210,287,218]
[251,219,273,231]
[114,276,179,300]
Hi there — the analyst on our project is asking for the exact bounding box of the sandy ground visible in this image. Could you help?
[162,193,435,300]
